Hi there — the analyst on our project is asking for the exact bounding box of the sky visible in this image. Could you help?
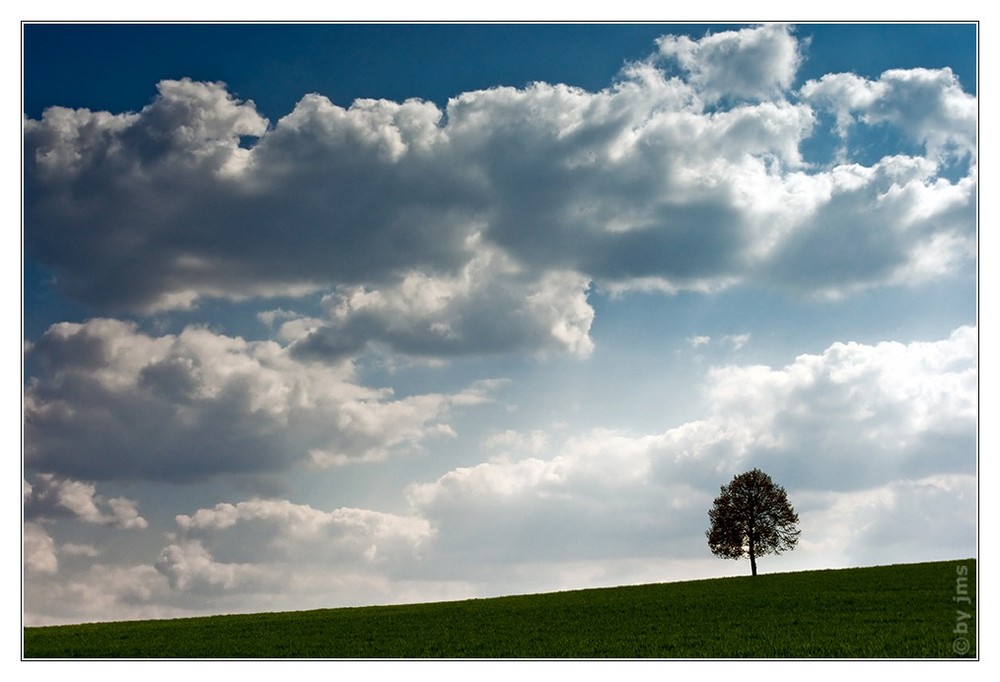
[20,21,979,628]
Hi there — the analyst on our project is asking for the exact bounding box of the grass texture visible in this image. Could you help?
[23,558,976,658]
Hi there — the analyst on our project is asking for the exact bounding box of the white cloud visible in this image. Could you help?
[286,248,595,360]
[656,24,803,104]
[156,540,264,592]
[153,499,435,605]
[761,155,975,295]
[24,523,58,574]
[24,473,147,528]
[796,473,976,566]
[173,498,433,557]
[24,319,493,482]
[696,325,977,487]
[801,67,977,160]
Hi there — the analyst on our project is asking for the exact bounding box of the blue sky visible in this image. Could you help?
[21,22,978,627]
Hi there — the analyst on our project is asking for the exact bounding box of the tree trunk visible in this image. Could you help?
[748,527,757,576]
[750,548,757,576]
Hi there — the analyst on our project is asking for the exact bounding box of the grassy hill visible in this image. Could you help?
[23,558,976,658]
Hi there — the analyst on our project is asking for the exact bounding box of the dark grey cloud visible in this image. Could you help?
[24,81,482,313]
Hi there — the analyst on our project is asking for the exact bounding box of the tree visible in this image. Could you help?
[706,468,800,576]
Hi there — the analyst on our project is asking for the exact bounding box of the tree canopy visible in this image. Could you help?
[706,468,800,576]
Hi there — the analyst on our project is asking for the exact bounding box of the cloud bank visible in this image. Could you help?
[23,325,976,624]
[25,25,975,360]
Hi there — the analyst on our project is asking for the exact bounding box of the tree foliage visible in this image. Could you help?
[706,468,800,576]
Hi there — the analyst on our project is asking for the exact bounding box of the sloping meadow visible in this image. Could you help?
[23,559,976,658]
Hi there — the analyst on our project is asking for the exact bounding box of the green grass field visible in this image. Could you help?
[23,558,976,658]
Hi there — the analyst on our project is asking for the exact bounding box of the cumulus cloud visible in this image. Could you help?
[795,473,976,566]
[23,25,976,361]
[801,66,977,160]
[155,499,433,605]
[656,23,803,103]
[407,427,704,567]
[29,498,440,624]
[24,473,147,528]
[155,540,266,593]
[23,325,977,623]
[406,326,976,570]
[762,155,975,295]
[24,318,493,483]
[697,325,977,488]
[24,79,477,314]
[285,248,595,360]
[24,523,59,574]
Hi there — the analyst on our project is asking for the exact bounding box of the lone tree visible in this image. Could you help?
[706,468,800,576]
